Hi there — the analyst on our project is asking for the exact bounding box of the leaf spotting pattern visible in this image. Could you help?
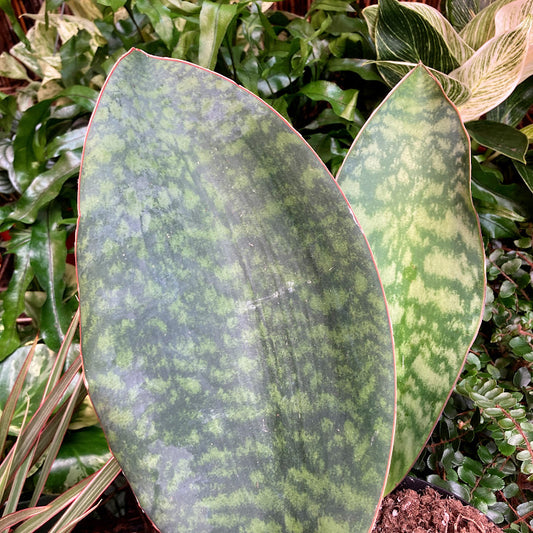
[337,66,485,493]
[77,49,395,533]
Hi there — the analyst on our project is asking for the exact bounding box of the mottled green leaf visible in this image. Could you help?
[77,49,395,532]
[367,59,472,105]
[337,65,485,492]
[466,120,529,163]
[45,425,111,494]
[374,0,461,73]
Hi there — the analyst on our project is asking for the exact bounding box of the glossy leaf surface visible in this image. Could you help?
[452,17,532,121]
[77,49,395,533]
[337,66,485,492]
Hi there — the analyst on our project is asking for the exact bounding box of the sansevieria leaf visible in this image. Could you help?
[337,65,485,492]
[77,49,395,533]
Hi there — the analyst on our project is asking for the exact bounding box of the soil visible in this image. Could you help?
[71,475,503,533]
[372,486,503,533]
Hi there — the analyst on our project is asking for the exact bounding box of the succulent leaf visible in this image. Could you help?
[77,49,395,533]
[337,65,485,492]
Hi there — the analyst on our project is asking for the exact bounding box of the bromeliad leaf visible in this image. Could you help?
[336,65,485,492]
[451,17,532,122]
[77,49,395,533]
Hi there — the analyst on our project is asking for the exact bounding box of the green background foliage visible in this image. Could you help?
[0,0,531,531]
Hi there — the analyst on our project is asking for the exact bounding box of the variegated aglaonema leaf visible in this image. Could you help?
[337,65,485,493]
[77,49,395,533]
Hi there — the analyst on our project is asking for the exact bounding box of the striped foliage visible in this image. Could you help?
[452,16,532,122]
[336,65,485,493]
[363,0,532,121]
[77,49,395,533]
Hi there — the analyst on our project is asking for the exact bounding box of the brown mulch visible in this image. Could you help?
[71,475,502,533]
[372,487,503,533]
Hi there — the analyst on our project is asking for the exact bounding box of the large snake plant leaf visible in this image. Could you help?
[337,65,485,493]
[77,49,395,533]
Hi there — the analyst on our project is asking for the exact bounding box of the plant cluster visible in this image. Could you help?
[0,0,530,531]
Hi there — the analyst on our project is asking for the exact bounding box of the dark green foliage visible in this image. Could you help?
[412,231,533,530]
[77,49,395,532]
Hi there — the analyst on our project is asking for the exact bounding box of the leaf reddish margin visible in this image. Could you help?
[76,48,396,532]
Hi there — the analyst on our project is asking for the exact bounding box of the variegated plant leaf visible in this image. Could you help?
[452,17,532,122]
[77,49,395,533]
[336,65,485,493]
[374,0,461,73]
[459,0,517,49]
[371,60,472,105]
[364,0,474,65]
[445,0,494,32]
[495,0,533,82]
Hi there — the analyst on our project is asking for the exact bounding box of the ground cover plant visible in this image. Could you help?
[0,0,530,531]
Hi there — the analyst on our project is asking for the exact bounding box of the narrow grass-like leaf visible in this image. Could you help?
[29,377,84,508]
[77,49,395,532]
[12,459,116,533]
[1,396,32,513]
[199,1,238,71]
[47,457,121,533]
[337,65,485,492]
[44,425,111,496]
[0,356,82,487]
[0,337,37,459]
[452,17,532,121]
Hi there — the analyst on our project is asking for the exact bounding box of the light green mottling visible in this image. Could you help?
[78,50,395,532]
[337,65,485,492]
